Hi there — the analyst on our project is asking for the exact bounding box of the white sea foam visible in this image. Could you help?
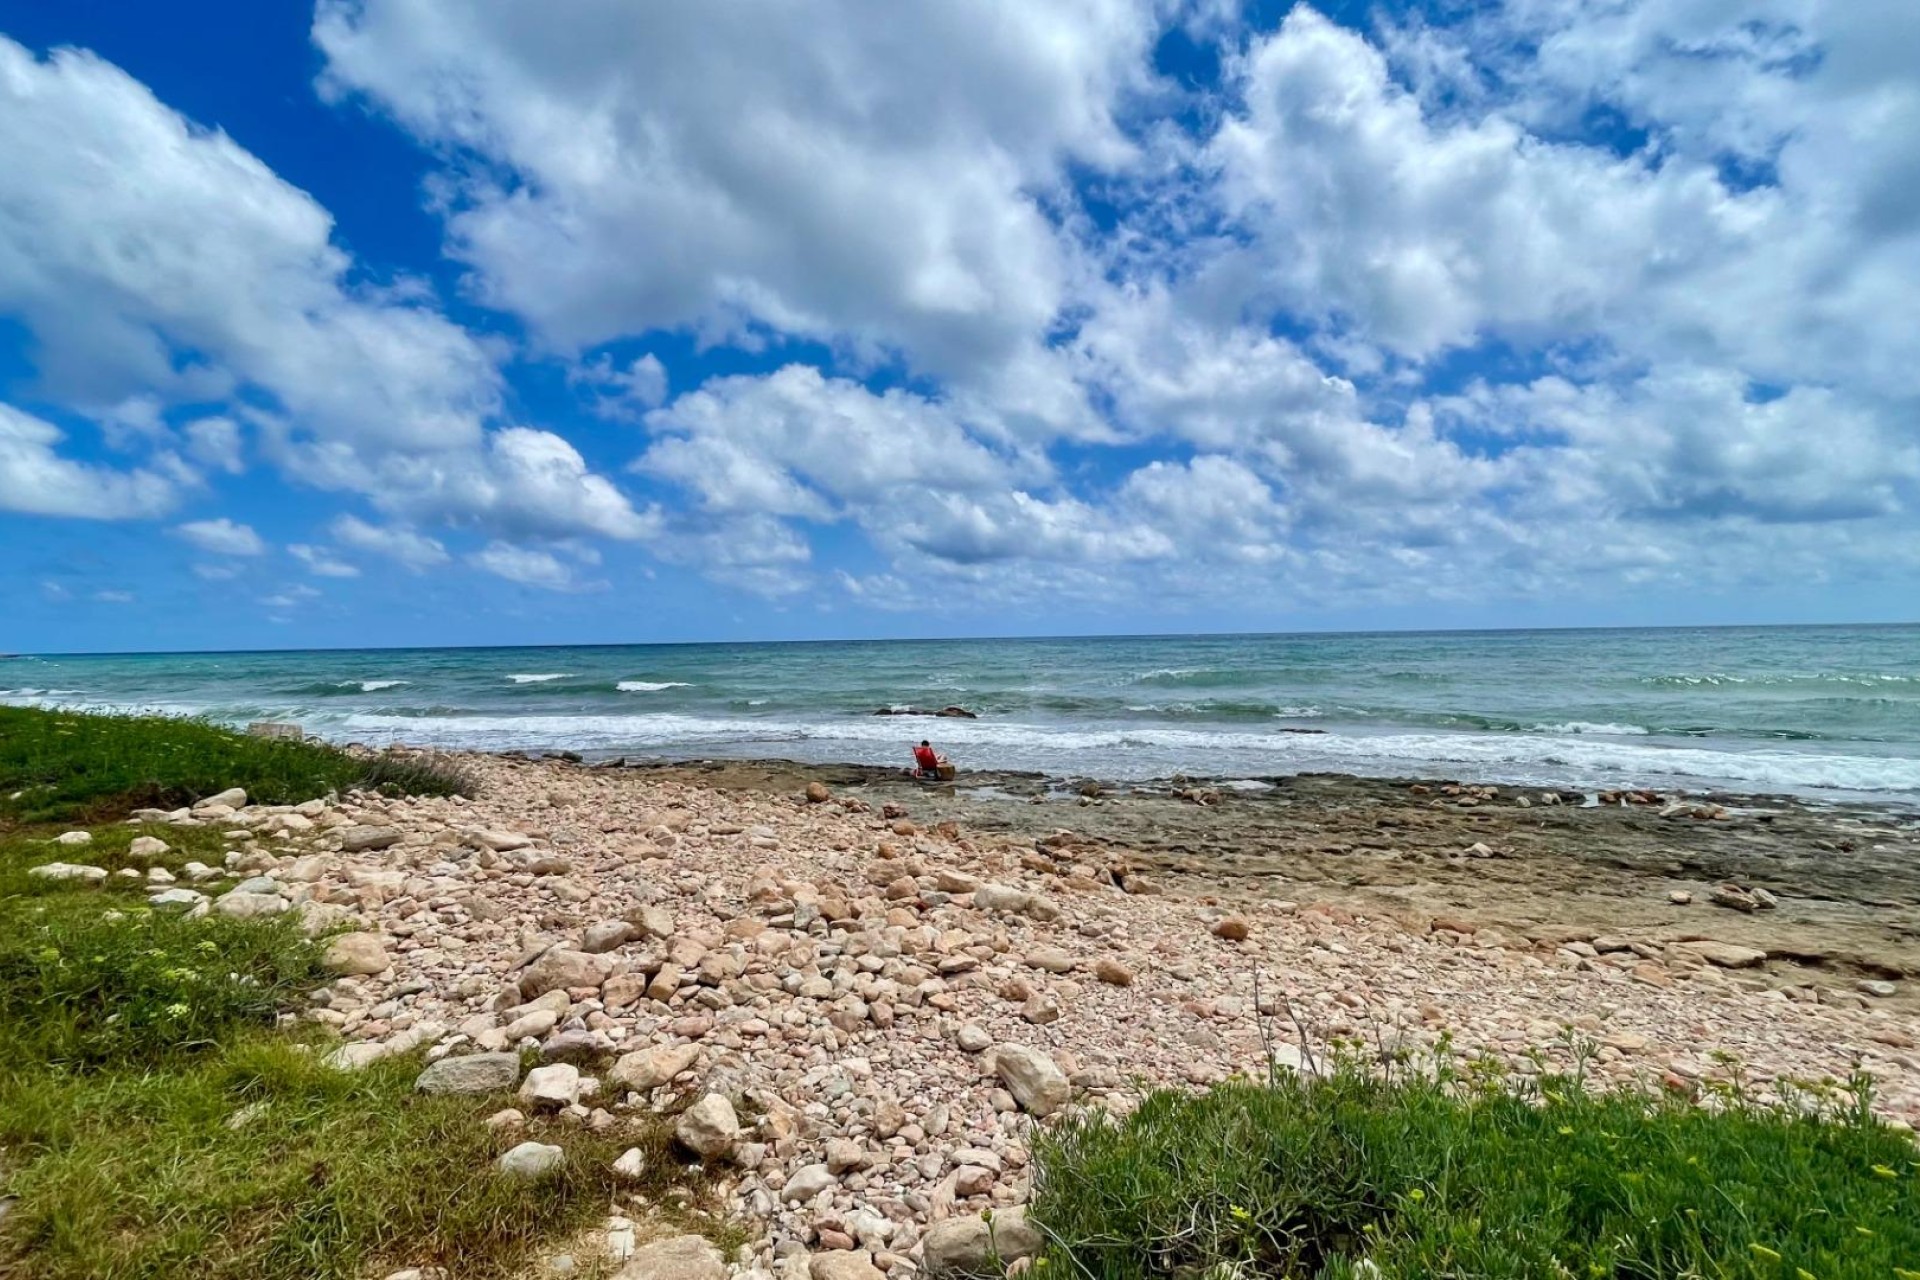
[358,679,408,692]
[1532,721,1649,736]
[507,673,570,684]
[326,710,1920,798]
[617,681,692,692]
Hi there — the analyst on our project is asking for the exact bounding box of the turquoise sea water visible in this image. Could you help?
[5,626,1919,800]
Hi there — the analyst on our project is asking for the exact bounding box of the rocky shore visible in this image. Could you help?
[103,752,1920,1278]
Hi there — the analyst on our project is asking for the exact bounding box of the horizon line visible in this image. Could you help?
[8,617,1916,660]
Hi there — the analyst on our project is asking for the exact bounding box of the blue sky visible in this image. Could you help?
[2,0,1917,653]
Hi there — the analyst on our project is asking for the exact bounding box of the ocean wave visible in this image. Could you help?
[1532,721,1650,736]
[359,679,408,692]
[324,710,1920,797]
[507,673,571,684]
[1640,672,1920,689]
[617,681,692,692]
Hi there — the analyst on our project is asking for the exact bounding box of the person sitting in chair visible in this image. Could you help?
[912,740,943,778]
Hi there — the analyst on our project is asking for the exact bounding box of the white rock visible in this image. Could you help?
[53,830,92,846]
[194,788,248,810]
[992,1044,1070,1117]
[128,835,170,860]
[920,1209,1043,1276]
[28,862,107,884]
[148,887,206,912]
[611,1147,648,1181]
[782,1163,836,1203]
[214,890,289,919]
[323,932,391,976]
[518,1063,582,1110]
[496,1141,565,1180]
[674,1093,740,1160]
[416,1052,522,1095]
[609,1042,700,1091]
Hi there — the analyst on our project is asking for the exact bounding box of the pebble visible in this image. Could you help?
[496,1141,564,1180]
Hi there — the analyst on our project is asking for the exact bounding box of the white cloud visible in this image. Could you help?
[328,514,450,571]
[93,589,135,604]
[192,563,244,582]
[260,584,322,610]
[173,517,266,556]
[468,541,595,591]
[313,0,1163,399]
[183,416,244,474]
[0,402,179,519]
[288,543,362,578]
[575,353,669,419]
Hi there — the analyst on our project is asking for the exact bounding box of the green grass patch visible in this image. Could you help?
[1030,1059,1920,1279]
[0,1034,713,1280]
[0,705,472,827]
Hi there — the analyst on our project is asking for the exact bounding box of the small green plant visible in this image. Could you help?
[1030,1059,1920,1278]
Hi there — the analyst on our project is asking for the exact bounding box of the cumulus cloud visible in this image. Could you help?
[328,514,450,570]
[468,541,594,591]
[288,543,362,577]
[173,517,266,556]
[314,0,1162,397]
[0,403,179,519]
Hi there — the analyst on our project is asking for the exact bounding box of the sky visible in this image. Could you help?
[1,0,1917,653]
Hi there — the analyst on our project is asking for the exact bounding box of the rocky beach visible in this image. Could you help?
[94,747,1920,1278]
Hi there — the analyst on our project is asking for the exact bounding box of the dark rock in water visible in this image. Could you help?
[1274,727,1326,735]
[872,705,979,719]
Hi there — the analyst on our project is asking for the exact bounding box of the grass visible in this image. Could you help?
[0,713,720,1279]
[1029,1054,1920,1280]
[0,705,473,827]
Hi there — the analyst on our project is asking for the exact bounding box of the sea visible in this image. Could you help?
[4,626,1919,803]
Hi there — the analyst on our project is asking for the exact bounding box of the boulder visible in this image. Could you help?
[128,835,170,860]
[323,932,391,976]
[518,948,613,999]
[613,1235,726,1280]
[28,862,107,885]
[53,830,92,846]
[496,1141,565,1181]
[581,920,637,953]
[811,1254,884,1280]
[782,1162,836,1203]
[955,1024,993,1053]
[148,887,207,912]
[416,1052,522,1095]
[194,788,248,810]
[341,825,402,853]
[518,1063,582,1110]
[214,890,289,919]
[611,1147,648,1182]
[920,1209,1043,1277]
[1674,940,1767,969]
[609,1042,700,1092]
[992,1044,1070,1117]
[805,781,832,804]
[1212,915,1250,942]
[674,1093,740,1160]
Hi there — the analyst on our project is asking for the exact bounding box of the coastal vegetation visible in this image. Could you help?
[1029,1055,1920,1279]
[0,707,706,1280]
[0,704,471,826]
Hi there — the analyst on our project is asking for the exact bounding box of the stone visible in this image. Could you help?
[1710,884,1761,913]
[609,1042,700,1092]
[471,828,534,852]
[581,920,637,953]
[992,1044,1070,1117]
[1093,957,1135,986]
[920,1209,1043,1277]
[825,1137,871,1173]
[54,830,93,846]
[148,887,206,911]
[1668,891,1693,905]
[341,825,403,853]
[811,1254,884,1280]
[956,1023,993,1053]
[1026,947,1076,974]
[1020,992,1061,1025]
[613,1234,726,1280]
[214,890,289,919]
[675,1093,740,1160]
[1674,940,1767,969]
[323,932,391,976]
[1212,916,1250,942]
[496,1141,565,1180]
[233,875,282,896]
[416,1052,522,1095]
[519,1063,583,1110]
[28,862,107,885]
[1859,979,1899,998]
[518,949,613,999]
[484,1107,526,1131]
[611,1147,648,1181]
[783,1162,836,1202]
[631,904,676,939]
[128,835,170,860]
[194,788,248,810]
[806,782,832,804]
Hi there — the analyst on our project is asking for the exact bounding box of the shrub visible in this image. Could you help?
[1030,1058,1920,1279]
